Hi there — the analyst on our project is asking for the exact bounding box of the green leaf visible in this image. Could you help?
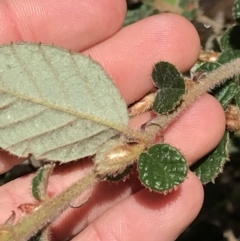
[32,164,54,201]
[217,49,240,64]
[220,25,240,51]
[195,62,221,73]
[0,43,129,162]
[152,62,186,114]
[233,0,240,23]
[138,144,188,193]
[191,132,229,184]
[213,81,237,109]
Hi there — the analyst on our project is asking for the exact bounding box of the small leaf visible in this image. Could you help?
[217,49,240,64]
[233,0,240,23]
[152,62,186,114]
[138,144,188,193]
[213,82,237,109]
[32,164,54,201]
[191,132,229,184]
[0,43,129,162]
[195,62,221,73]
[220,25,240,51]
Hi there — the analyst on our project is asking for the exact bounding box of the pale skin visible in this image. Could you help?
[0,0,226,241]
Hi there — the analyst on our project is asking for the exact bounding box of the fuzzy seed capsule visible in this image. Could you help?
[94,139,146,178]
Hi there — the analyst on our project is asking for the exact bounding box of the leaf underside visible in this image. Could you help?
[0,43,129,162]
[138,144,188,193]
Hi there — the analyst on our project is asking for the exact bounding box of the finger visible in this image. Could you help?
[0,0,126,50]
[0,161,141,240]
[129,94,226,165]
[73,172,204,241]
[84,13,200,104]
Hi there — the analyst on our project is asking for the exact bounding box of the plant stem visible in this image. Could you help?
[146,58,240,138]
[9,172,99,241]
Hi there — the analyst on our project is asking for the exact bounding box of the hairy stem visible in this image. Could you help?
[145,58,240,138]
[7,172,99,241]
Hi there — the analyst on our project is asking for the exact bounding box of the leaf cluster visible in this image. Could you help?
[2,1,240,240]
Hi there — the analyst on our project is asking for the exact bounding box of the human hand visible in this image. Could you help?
[0,1,226,240]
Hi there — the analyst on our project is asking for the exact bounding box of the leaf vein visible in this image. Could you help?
[37,128,108,158]
[0,87,128,133]
[0,96,17,110]
[70,54,106,116]
[0,106,46,129]
[38,44,76,111]
[10,44,45,100]
[5,117,109,154]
